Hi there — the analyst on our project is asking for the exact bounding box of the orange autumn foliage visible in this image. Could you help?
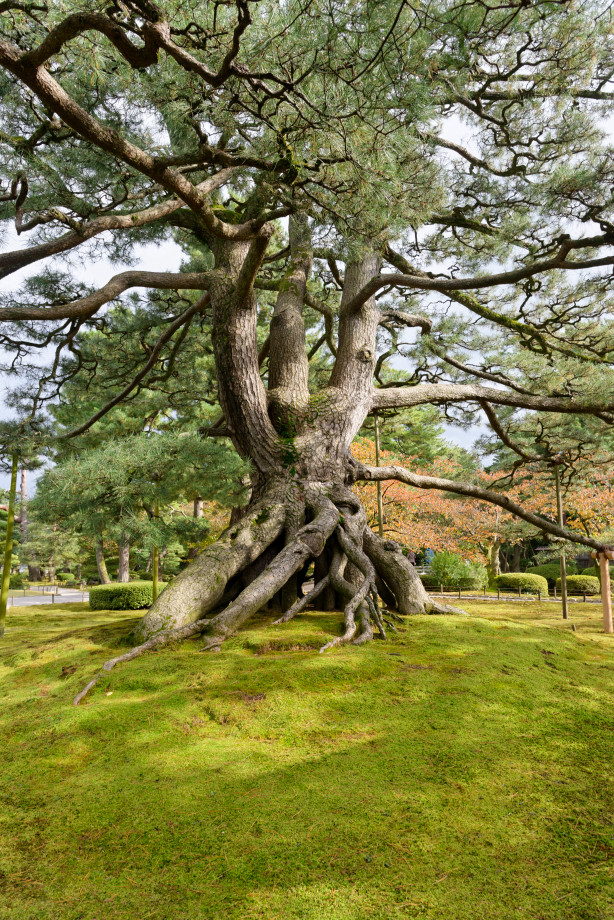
[351,440,614,561]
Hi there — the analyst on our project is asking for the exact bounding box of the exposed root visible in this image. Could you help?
[273,575,330,624]
[73,480,469,705]
[73,616,213,705]
[426,599,469,616]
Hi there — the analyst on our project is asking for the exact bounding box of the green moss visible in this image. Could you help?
[0,601,613,920]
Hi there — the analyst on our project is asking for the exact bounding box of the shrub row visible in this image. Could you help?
[525,562,577,586]
[89,580,166,610]
[556,575,601,596]
[493,573,548,595]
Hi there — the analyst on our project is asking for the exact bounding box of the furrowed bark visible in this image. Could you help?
[363,529,466,616]
[268,212,312,412]
[95,537,110,585]
[200,491,339,645]
[132,484,288,642]
[209,235,283,476]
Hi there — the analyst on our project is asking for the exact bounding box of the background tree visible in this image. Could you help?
[31,431,249,585]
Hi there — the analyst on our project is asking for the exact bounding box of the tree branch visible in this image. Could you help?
[345,235,614,313]
[0,37,265,242]
[371,382,614,416]
[62,293,211,438]
[0,270,212,321]
[0,168,238,280]
[352,462,606,552]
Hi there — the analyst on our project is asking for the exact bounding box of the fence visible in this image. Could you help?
[425,585,601,604]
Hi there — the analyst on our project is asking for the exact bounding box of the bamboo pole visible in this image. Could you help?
[0,455,19,637]
[554,463,569,621]
[374,414,384,538]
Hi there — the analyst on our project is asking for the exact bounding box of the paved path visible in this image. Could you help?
[7,589,89,607]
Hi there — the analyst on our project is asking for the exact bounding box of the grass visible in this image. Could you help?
[1,600,613,920]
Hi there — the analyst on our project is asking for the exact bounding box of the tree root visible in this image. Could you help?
[73,480,468,705]
[273,575,330,624]
[73,616,213,706]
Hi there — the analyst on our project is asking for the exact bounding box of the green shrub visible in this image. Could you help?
[556,574,600,596]
[581,565,599,577]
[9,574,26,589]
[89,580,166,610]
[429,551,488,589]
[494,573,548,595]
[56,572,72,582]
[526,562,577,586]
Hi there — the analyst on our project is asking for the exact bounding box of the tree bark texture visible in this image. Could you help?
[95,537,111,585]
[117,535,130,583]
[130,242,465,661]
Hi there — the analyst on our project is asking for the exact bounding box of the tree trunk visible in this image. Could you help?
[193,497,203,519]
[117,535,130,583]
[511,544,522,573]
[122,242,468,673]
[487,537,502,581]
[95,537,111,584]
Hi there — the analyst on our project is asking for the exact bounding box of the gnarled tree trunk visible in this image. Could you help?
[133,230,463,654]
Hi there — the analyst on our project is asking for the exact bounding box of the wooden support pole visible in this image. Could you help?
[152,499,160,603]
[0,455,18,637]
[596,551,613,634]
[555,464,569,621]
[374,414,384,539]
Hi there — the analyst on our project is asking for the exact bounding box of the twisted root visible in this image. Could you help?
[73,481,466,705]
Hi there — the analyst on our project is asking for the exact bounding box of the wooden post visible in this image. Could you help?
[596,551,613,634]
[0,455,18,637]
[152,499,160,603]
[374,414,384,539]
[555,463,569,621]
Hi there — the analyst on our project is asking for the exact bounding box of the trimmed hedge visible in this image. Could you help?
[494,573,548,595]
[526,562,577,586]
[89,580,166,610]
[9,574,26,589]
[556,575,600,596]
[56,572,72,582]
[581,566,599,577]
